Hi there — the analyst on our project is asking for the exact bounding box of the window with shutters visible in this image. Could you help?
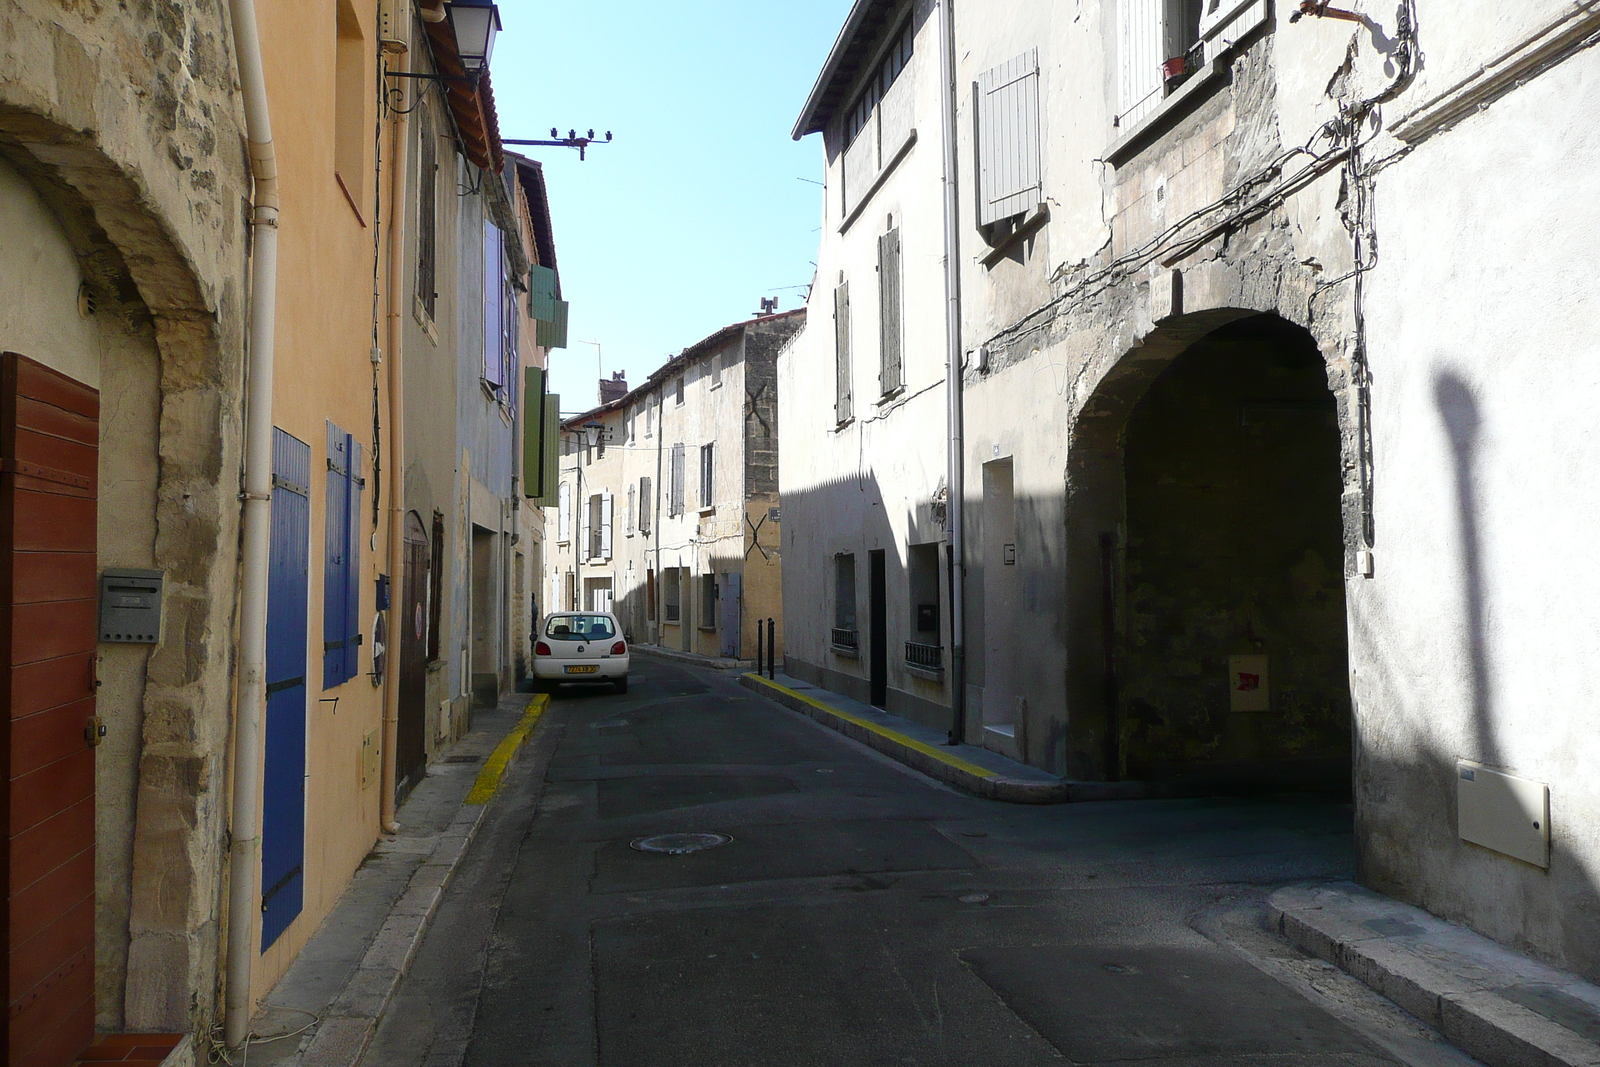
[669,444,686,517]
[840,17,916,222]
[975,51,1043,228]
[834,280,853,424]
[323,422,364,689]
[878,227,903,396]
[483,221,514,392]
[587,494,603,560]
[664,568,681,622]
[700,573,718,629]
[415,102,438,323]
[1116,0,1211,131]
[699,443,715,509]
[639,476,653,534]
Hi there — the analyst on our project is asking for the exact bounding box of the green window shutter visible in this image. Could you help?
[529,265,559,322]
[535,393,560,506]
[523,367,546,495]
[537,299,569,349]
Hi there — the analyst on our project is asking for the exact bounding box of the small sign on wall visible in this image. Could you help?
[1229,655,1269,712]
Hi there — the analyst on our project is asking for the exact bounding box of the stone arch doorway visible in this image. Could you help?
[1065,312,1353,791]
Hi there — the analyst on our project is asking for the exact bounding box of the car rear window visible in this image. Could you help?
[545,614,616,641]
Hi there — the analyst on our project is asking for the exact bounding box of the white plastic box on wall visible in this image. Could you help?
[1457,760,1550,868]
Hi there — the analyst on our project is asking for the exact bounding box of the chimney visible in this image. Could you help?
[598,370,628,405]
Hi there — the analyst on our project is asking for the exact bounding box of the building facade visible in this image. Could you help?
[783,0,1600,983]
[547,311,802,664]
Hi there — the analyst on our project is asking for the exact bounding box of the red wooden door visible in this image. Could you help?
[1,353,99,1067]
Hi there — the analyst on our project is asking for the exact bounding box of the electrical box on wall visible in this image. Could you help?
[378,0,412,53]
[1459,760,1549,868]
[1228,655,1269,712]
[99,569,163,644]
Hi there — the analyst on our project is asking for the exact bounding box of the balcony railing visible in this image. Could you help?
[904,641,943,674]
[830,628,860,655]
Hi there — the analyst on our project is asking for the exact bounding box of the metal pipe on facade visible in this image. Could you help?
[379,48,413,835]
[936,0,968,746]
[224,0,279,1048]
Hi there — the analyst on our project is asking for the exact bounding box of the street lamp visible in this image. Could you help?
[448,0,501,73]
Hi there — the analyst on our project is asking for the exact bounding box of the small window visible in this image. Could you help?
[664,569,682,622]
[699,443,715,508]
[700,573,718,629]
[834,554,857,631]
[675,376,685,406]
[711,350,724,388]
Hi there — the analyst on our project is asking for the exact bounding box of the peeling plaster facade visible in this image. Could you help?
[782,0,1600,982]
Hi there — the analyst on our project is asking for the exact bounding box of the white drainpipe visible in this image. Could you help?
[937,0,968,745]
[224,0,279,1049]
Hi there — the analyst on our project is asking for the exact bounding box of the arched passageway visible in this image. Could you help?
[1118,314,1351,788]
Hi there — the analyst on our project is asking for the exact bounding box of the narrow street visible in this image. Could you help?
[367,659,1477,1067]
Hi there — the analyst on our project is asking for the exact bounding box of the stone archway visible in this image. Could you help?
[0,90,246,1044]
[1063,310,1355,790]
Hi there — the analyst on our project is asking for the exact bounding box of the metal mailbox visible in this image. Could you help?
[99,568,163,643]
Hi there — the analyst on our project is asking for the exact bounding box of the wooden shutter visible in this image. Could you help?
[640,476,652,534]
[323,423,353,688]
[416,107,438,320]
[626,484,635,535]
[529,264,559,323]
[976,50,1042,226]
[600,491,614,559]
[558,481,570,541]
[346,440,363,673]
[483,223,505,388]
[579,494,591,560]
[834,281,852,423]
[428,510,444,662]
[878,228,903,394]
[700,444,714,507]
[670,444,685,517]
[1118,0,1165,128]
[2,355,98,1067]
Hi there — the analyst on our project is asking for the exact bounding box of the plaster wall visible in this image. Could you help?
[2,0,250,1035]
[1353,41,1600,980]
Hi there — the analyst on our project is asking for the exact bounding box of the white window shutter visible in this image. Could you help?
[559,482,570,541]
[627,484,636,535]
[834,282,852,423]
[580,496,591,560]
[976,50,1042,226]
[601,492,614,559]
[1118,0,1164,128]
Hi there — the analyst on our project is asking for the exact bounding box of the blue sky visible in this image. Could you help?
[489,0,854,413]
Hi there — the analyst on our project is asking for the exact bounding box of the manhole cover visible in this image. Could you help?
[959,892,990,904]
[440,755,481,764]
[630,832,733,855]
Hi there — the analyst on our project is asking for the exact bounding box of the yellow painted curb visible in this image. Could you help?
[743,673,999,780]
[465,694,551,805]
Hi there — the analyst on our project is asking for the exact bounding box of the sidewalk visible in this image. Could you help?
[232,692,548,1067]
[1271,882,1600,1067]
[632,643,753,671]
[739,671,1091,803]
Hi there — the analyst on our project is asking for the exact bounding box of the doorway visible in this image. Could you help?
[397,513,429,797]
[3,355,100,1065]
[1119,315,1350,788]
[869,549,888,708]
[470,526,496,707]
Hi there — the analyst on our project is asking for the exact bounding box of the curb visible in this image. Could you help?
[739,672,1069,803]
[1269,882,1600,1067]
[297,694,551,1067]
[632,645,752,671]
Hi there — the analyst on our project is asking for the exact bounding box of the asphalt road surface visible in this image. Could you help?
[365,658,1479,1067]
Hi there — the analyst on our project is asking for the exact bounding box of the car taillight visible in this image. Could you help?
[535,641,552,656]
[611,641,627,655]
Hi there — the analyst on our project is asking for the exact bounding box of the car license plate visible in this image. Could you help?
[565,665,598,674]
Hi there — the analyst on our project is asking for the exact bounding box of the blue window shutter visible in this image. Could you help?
[323,422,351,688]
[483,223,505,388]
[346,439,363,683]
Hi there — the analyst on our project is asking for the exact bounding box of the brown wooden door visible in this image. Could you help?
[2,353,99,1067]
[396,514,430,797]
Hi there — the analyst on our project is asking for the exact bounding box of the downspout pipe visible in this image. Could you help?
[937,0,968,747]
[380,49,412,835]
[224,0,279,1049]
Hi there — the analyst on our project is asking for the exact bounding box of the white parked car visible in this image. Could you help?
[533,612,629,694]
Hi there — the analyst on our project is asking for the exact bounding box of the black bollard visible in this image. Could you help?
[756,622,764,677]
[767,618,776,679]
